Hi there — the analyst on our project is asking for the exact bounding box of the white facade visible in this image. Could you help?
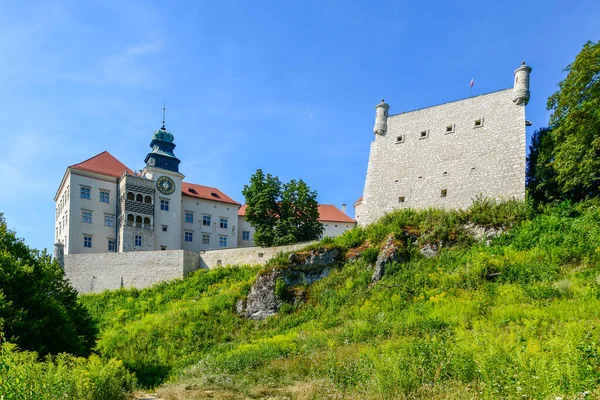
[54,169,121,254]
[180,196,239,252]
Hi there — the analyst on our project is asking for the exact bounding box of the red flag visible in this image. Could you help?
[470,78,474,87]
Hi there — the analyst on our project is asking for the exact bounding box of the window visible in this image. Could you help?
[242,231,250,240]
[160,245,167,250]
[396,135,405,143]
[136,215,142,225]
[185,212,194,223]
[398,196,405,203]
[136,194,143,202]
[162,225,168,232]
[441,189,448,198]
[104,215,115,227]
[202,234,210,244]
[100,190,110,203]
[160,199,169,211]
[127,192,134,200]
[445,124,455,134]
[202,215,211,226]
[474,118,484,128]
[135,235,142,246]
[219,218,228,229]
[80,187,90,199]
[83,235,92,248]
[144,195,152,204]
[185,231,193,242]
[82,211,92,223]
[219,236,227,247]
[108,239,116,252]
[420,130,429,139]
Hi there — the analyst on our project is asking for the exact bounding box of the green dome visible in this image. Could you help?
[153,128,174,143]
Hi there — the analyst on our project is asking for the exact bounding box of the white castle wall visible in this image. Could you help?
[360,89,527,226]
[199,242,315,269]
[64,250,201,293]
[64,242,316,293]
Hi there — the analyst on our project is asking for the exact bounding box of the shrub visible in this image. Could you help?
[0,340,136,400]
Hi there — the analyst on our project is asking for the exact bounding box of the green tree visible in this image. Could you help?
[526,127,560,205]
[0,214,97,357]
[547,40,600,200]
[242,170,323,246]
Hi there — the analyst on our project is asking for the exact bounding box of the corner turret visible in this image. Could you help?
[373,99,390,135]
[513,62,532,105]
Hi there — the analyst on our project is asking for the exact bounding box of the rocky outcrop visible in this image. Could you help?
[241,269,282,320]
[288,247,340,267]
[463,223,504,245]
[238,247,341,320]
[372,234,402,283]
[419,243,440,258]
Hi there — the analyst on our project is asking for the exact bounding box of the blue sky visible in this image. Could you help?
[0,0,598,251]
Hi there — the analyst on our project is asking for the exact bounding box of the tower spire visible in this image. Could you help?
[161,101,166,130]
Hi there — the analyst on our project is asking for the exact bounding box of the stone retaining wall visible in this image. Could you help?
[199,241,315,269]
[64,242,316,293]
[64,250,202,293]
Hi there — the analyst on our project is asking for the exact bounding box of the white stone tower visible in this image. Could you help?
[513,62,532,105]
[373,99,390,135]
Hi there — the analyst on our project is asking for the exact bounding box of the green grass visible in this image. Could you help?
[80,198,600,399]
[0,341,136,400]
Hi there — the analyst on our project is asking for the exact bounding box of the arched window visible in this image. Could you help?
[136,194,143,202]
[144,195,152,204]
[127,214,134,226]
[135,216,142,226]
[143,217,151,227]
[127,192,134,200]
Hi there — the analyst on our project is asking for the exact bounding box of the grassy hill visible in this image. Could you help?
[80,199,600,399]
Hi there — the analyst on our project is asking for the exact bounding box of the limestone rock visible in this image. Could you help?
[419,243,439,258]
[240,247,341,320]
[464,223,504,245]
[289,247,340,267]
[243,269,282,320]
[235,299,246,316]
[372,234,401,283]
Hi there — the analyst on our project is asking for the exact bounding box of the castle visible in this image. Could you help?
[55,63,531,293]
[355,62,532,226]
[54,119,355,256]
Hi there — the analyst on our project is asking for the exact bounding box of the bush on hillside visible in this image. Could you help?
[0,214,97,357]
[0,339,136,400]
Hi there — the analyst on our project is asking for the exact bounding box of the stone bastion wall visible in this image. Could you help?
[64,242,315,293]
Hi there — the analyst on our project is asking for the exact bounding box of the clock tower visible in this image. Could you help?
[142,116,184,250]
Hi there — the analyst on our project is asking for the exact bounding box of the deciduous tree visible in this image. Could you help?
[0,214,97,357]
[242,170,323,246]
[547,40,600,200]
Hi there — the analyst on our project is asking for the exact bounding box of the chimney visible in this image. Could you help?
[341,204,347,214]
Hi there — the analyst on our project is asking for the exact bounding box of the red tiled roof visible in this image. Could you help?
[318,204,356,223]
[238,204,356,223]
[182,182,241,206]
[354,196,363,205]
[70,151,133,178]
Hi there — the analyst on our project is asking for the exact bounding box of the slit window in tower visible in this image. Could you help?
[441,189,448,198]
[474,118,484,128]
[420,130,429,139]
[398,196,405,203]
[445,125,455,134]
[396,135,405,144]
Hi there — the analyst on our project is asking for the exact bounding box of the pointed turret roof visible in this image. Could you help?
[70,151,133,178]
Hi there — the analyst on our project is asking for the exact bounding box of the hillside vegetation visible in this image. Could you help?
[79,199,600,399]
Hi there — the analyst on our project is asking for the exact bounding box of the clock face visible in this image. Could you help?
[156,176,175,195]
